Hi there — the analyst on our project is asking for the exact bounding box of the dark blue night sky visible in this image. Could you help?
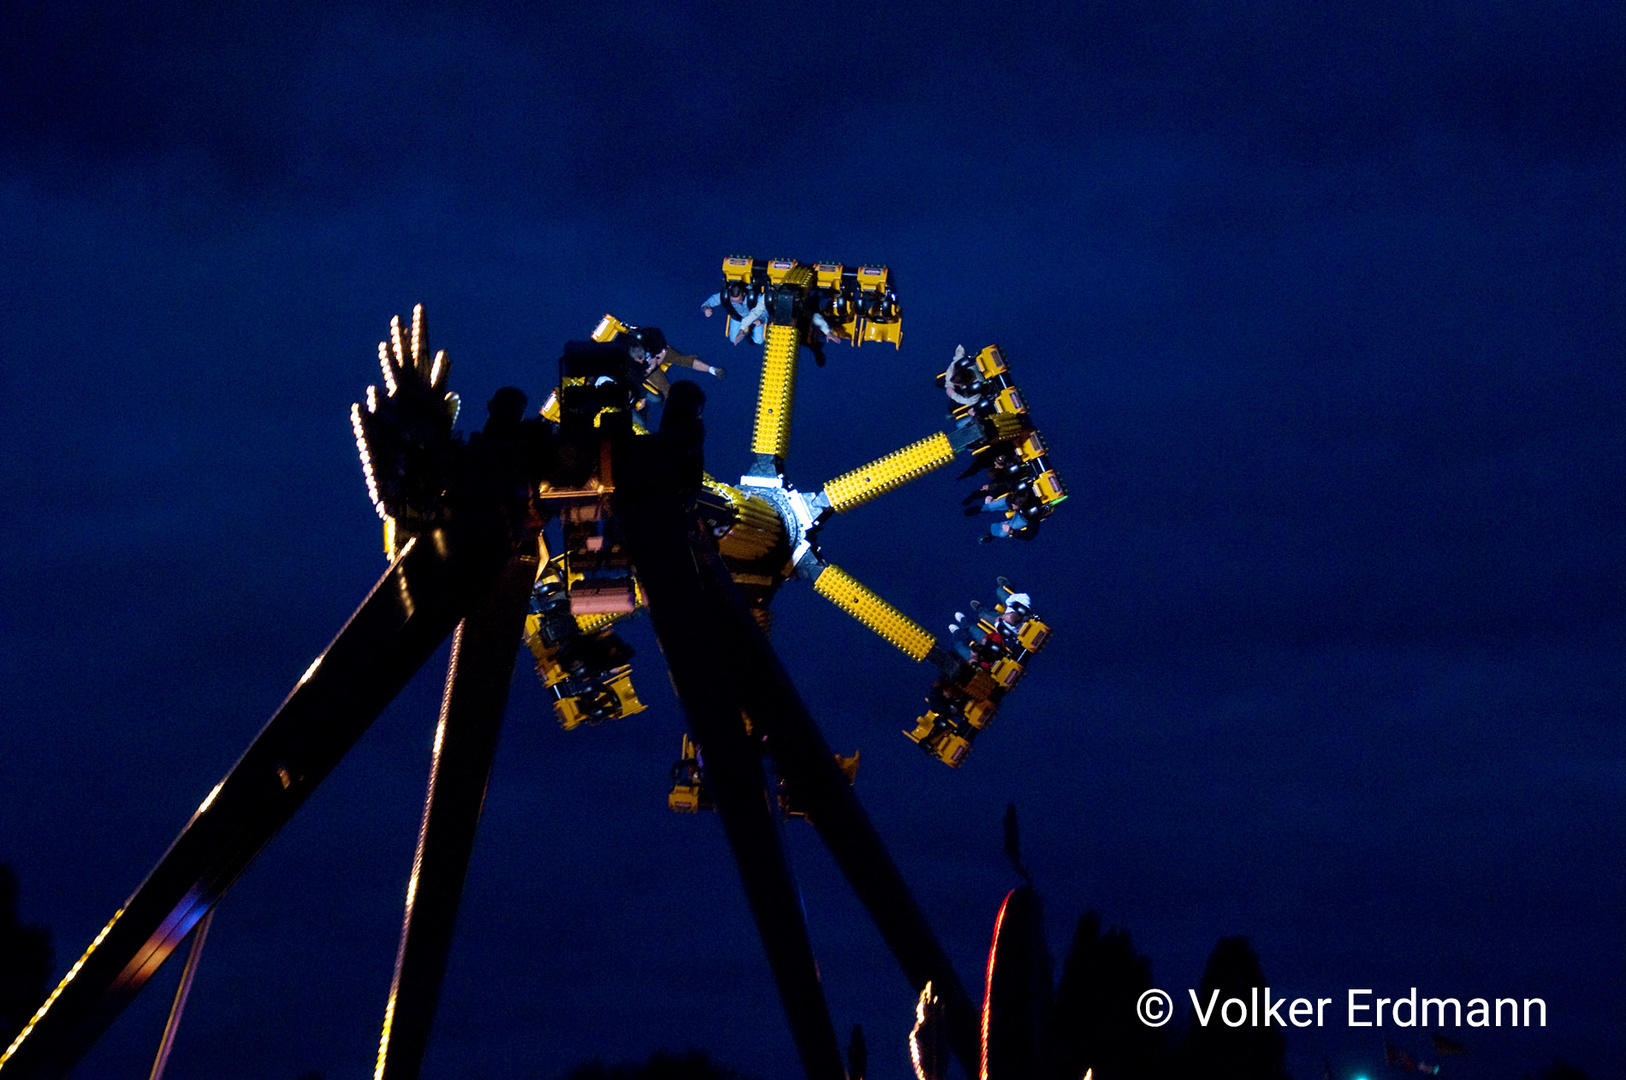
[2,3,1622,1078]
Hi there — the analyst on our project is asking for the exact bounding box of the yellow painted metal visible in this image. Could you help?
[858,319,902,347]
[814,262,844,288]
[592,314,630,342]
[962,696,997,730]
[985,413,1027,442]
[722,256,756,284]
[960,668,999,702]
[1017,617,1051,652]
[702,479,787,561]
[553,696,588,729]
[989,656,1025,690]
[813,564,936,661]
[905,712,938,743]
[974,344,1007,378]
[668,786,705,813]
[1033,469,1067,505]
[575,611,623,635]
[994,386,1027,415]
[905,711,971,767]
[856,265,891,292]
[606,670,647,717]
[823,432,956,513]
[765,258,802,284]
[751,323,801,458]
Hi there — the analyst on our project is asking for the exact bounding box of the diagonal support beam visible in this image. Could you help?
[375,553,537,1080]
[715,566,984,1077]
[0,526,510,1080]
[615,453,846,1080]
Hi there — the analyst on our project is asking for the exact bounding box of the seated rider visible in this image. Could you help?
[977,481,1042,542]
[803,311,850,368]
[943,345,984,414]
[619,326,723,417]
[701,282,766,346]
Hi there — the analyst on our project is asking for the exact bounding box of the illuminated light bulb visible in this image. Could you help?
[351,405,385,518]
[390,314,405,370]
[377,341,397,395]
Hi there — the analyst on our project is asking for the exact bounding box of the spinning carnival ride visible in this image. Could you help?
[1,258,1064,1080]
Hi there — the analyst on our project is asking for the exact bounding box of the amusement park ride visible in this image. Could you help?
[1,257,1065,1080]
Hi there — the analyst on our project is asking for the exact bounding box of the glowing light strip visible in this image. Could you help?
[981,890,1015,1080]
[909,980,936,1080]
[373,995,397,1080]
[377,617,452,1080]
[0,908,126,1069]
[410,304,424,369]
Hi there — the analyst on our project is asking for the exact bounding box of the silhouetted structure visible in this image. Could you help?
[0,865,52,1047]
[1050,911,1169,1080]
[845,1024,866,1080]
[1177,936,1289,1080]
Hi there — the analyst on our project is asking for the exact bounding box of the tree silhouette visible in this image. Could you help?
[1050,911,1169,1080]
[1,863,53,1047]
[1176,936,1288,1080]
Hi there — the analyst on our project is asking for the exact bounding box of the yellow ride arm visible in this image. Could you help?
[820,432,957,513]
[811,563,937,662]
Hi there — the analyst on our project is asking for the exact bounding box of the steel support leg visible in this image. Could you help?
[617,476,846,1080]
[374,554,536,1080]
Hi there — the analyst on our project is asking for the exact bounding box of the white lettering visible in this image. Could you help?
[1262,988,1285,1027]
[1190,988,1220,1027]
[1393,987,1417,1027]
[1524,998,1546,1027]
[1348,989,1372,1027]
[1289,998,1313,1027]
[1421,998,1460,1026]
